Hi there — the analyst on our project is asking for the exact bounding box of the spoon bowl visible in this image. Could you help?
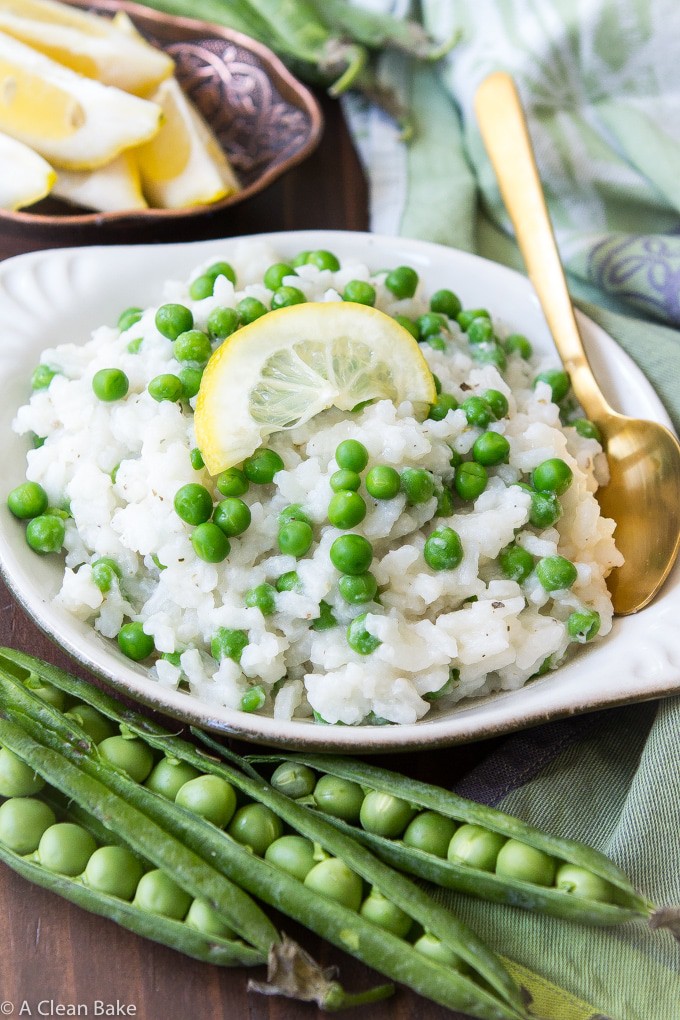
[475,71,680,615]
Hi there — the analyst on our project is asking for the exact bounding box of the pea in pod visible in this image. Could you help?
[255,753,653,928]
[0,649,527,1020]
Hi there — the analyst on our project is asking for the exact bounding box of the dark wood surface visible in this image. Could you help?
[0,93,505,1020]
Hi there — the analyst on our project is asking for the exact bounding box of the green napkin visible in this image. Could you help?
[342,2,680,1016]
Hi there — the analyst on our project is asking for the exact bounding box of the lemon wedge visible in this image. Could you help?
[136,77,239,209]
[0,0,173,96]
[0,31,162,169]
[0,130,55,209]
[52,150,147,212]
[195,301,437,475]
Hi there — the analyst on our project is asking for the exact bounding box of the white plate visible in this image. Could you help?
[0,230,678,751]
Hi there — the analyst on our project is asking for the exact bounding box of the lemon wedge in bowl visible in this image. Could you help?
[195,301,437,475]
[52,150,147,212]
[0,31,162,169]
[0,130,55,209]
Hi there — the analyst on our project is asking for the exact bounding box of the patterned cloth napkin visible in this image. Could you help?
[343,2,680,1017]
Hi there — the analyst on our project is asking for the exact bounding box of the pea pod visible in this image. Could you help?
[309,0,459,60]
[0,650,527,1020]
[254,753,652,927]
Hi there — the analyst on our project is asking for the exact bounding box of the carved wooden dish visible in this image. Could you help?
[1,0,323,232]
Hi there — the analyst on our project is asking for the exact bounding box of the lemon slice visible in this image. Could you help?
[52,150,147,212]
[0,0,173,96]
[0,31,162,169]
[195,301,437,475]
[0,130,55,209]
[136,77,239,209]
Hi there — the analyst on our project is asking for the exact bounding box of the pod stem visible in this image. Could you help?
[649,905,680,943]
[248,936,394,1011]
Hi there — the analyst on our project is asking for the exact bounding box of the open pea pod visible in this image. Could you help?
[0,649,528,1020]
[252,753,653,927]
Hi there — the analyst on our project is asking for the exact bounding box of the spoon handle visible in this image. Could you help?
[474,72,612,421]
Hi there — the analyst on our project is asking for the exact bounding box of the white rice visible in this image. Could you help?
[12,240,622,726]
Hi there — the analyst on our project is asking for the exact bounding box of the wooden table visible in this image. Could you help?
[0,93,505,1020]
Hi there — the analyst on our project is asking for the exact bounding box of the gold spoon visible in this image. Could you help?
[474,71,680,615]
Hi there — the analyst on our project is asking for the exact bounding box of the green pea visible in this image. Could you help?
[457,307,490,331]
[291,250,311,267]
[92,368,129,402]
[7,481,48,520]
[25,514,65,554]
[472,431,510,466]
[495,839,556,886]
[314,775,364,822]
[185,897,236,939]
[534,368,571,403]
[265,834,316,881]
[174,329,212,365]
[84,845,144,900]
[38,822,97,876]
[454,461,487,501]
[304,857,363,911]
[236,296,268,324]
[275,570,302,593]
[360,790,416,839]
[244,582,277,615]
[91,557,122,594]
[360,888,412,938]
[467,317,495,345]
[573,418,602,442]
[211,627,248,663]
[400,468,435,505]
[270,762,316,800]
[532,458,573,495]
[536,555,578,592]
[31,364,58,389]
[271,285,306,310]
[403,811,458,858]
[435,486,455,517]
[205,260,237,286]
[413,933,469,972]
[213,497,251,537]
[365,465,400,500]
[499,544,534,583]
[347,613,381,655]
[173,483,213,525]
[0,747,45,797]
[64,703,116,745]
[117,621,154,662]
[428,335,448,351]
[264,262,294,290]
[182,366,204,399]
[328,490,366,529]
[384,265,418,299]
[278,504,311,527]
[482,389,509,420]
[447,824,506,871]
[527,488,562,528]
[126,337,143,355]
[188,274,214,300]
[98,735,154,783]
[417,312,448,341]
[306,249,340,271]
[207,306,240,341]
[335,439,368,473]
[330,534,373,575]
[504,333,532,359]
[430,288,461,319]
[0,797,55,855]
[424,526,463,571]
[330,469,361,492]
[175,774,237,828]
[342,280,376,305]
[227,802,283,855]
[244,448,284,484]
[23,679,65,710]
[278,520,313,557]
[155,303,193,340]
[460,395,493,429]
[148,373,183,402]
[215,468,248,498]
[392,314,420,339]
[191,522,231,563]
[242,684,267,712]
[133,869,191,919]
[555,863,617,902]
[117,306,143,331]
[145,757,201,800]
[311,600,337,631]
[428,393,458,422]
[338,572,378,605]
[189,448,204,471]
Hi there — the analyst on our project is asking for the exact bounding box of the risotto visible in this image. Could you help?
[8,239,622,726]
